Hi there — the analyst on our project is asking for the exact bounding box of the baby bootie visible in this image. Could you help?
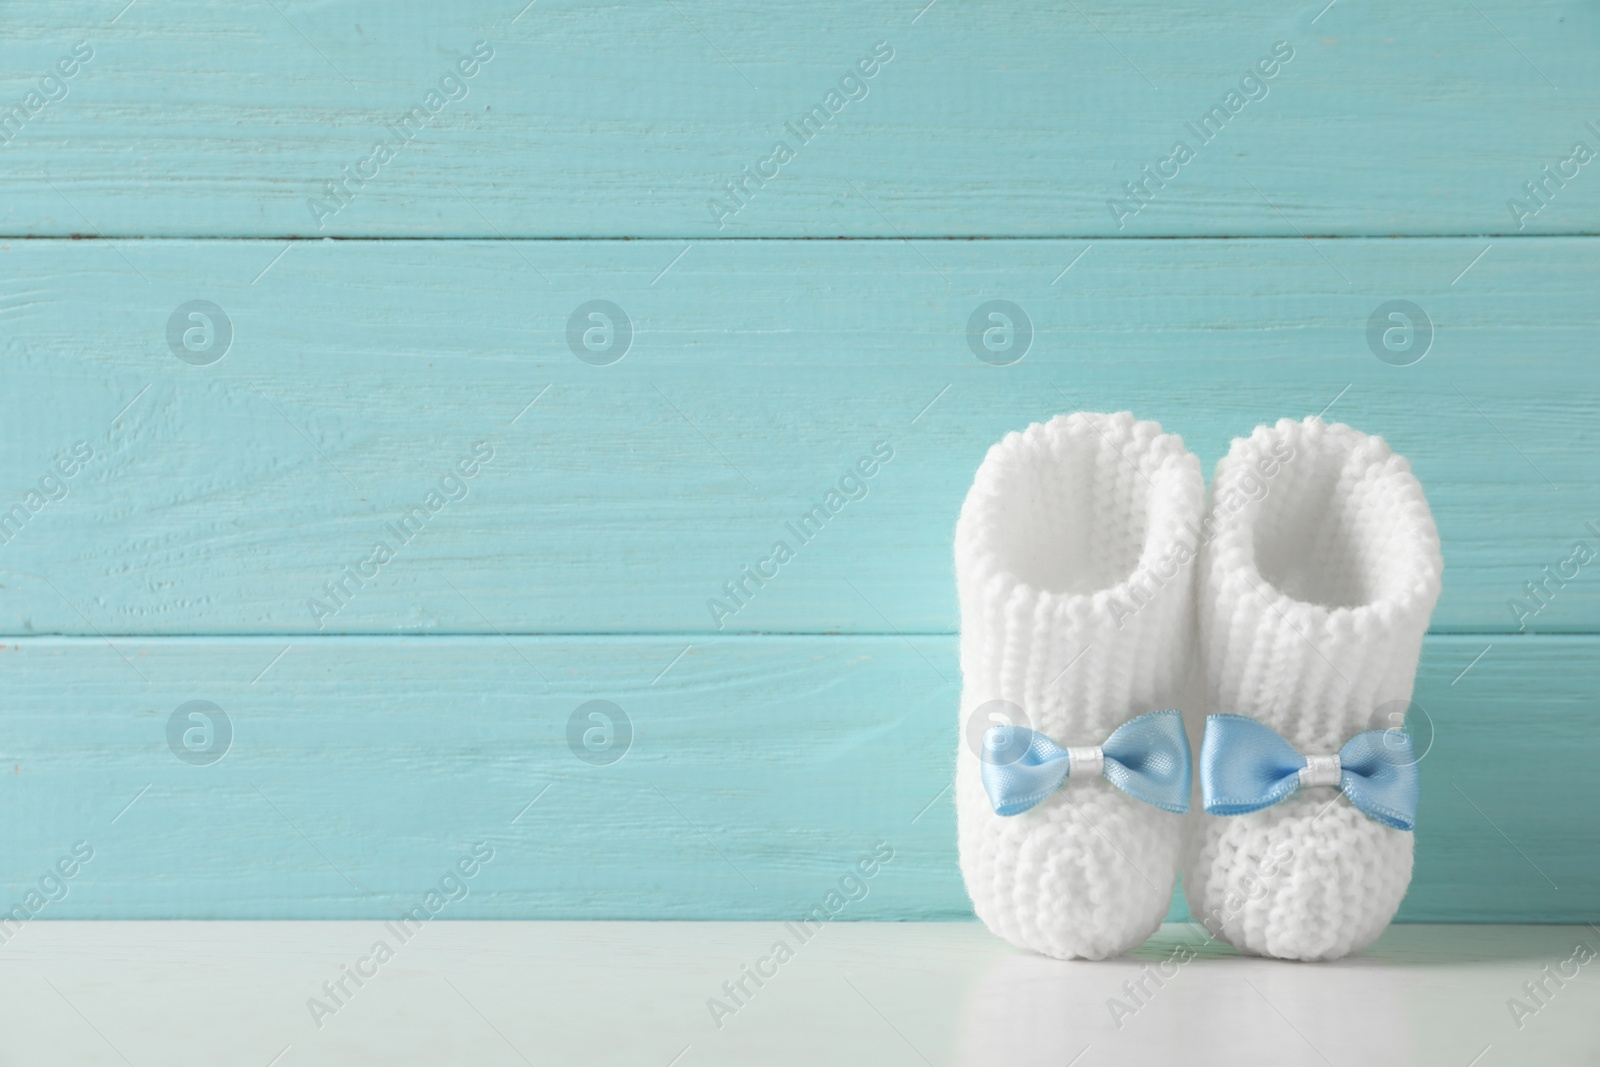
[1184,417,1443,960]
[955,412,1204,960]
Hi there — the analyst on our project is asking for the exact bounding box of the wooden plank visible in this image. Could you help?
[0,1,1598,237]
[1,237,1595,634]
[0,633,1593,921]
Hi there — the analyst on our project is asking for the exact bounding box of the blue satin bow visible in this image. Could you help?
[1199,714,1420,831]
[980,710,1191,816]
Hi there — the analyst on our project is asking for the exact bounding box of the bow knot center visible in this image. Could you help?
[1065,745,1104,778]
[1299,752,1342,788]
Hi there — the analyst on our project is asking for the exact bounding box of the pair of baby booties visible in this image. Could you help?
[955,413,1443,962]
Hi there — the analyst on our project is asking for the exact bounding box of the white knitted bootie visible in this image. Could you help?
[955,412,1204,960]
[1184,418,1443,960]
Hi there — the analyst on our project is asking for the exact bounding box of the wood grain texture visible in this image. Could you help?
[0,633,1592,921]
[0,1,1597,237]
[2,0,1596,927]
[0,237,1593,635]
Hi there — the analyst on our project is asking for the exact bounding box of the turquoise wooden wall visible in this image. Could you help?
[2,0,1597,922]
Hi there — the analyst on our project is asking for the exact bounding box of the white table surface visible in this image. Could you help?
[0,921,1594,1066]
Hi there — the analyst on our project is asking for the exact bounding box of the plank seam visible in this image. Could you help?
[5,234,1600,242]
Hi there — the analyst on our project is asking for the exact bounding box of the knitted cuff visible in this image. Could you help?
[1185,417,1443,960]
[956,412,1204,959]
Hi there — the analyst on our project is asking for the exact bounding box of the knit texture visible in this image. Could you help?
[955,412,1204,960]
[1184,418,1443,961]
